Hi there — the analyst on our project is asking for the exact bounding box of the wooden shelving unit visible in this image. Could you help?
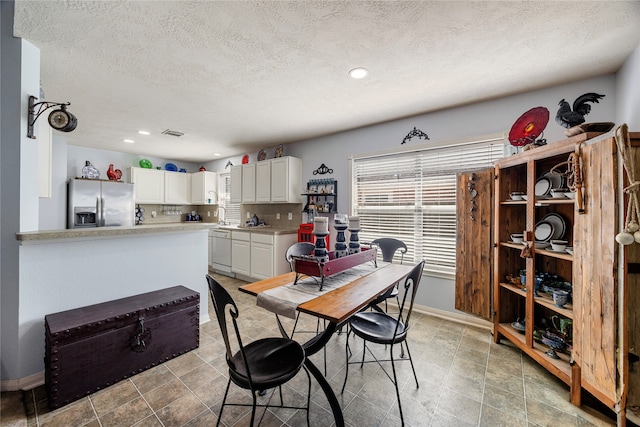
[456,131,640,424]
[493,136,584,403]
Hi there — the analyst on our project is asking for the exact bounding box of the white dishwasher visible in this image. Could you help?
[210,229,234,277]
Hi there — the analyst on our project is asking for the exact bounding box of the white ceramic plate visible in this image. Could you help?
[534,221,554,241]
[541,213,566,240]
[541,171,564,189]
[535,241,551,248]
[535,177,551,196]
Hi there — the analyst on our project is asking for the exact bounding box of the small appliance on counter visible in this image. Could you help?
[67,178,135,228]
[244,214,267,227]
[185,211,201,222]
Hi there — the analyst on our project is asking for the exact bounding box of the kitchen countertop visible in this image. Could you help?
[222,225,298,235]
[16,222,298,242]
[16,222,213,242]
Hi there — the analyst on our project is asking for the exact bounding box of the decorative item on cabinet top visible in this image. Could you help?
[139,159,152,169]
[508,106,549,148]
[81,161,100,179]
[555,92,605,132]
[106,164,122,181]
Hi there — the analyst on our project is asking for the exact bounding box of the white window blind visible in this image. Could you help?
[351,137,505,277]
[218,172,241,225]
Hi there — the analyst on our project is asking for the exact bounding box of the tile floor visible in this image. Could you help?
[1,273,618,427]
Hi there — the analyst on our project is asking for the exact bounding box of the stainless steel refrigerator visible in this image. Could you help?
[67,179,135,228]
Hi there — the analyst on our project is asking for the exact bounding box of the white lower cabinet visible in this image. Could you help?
[231,231,298,279]
[231,231,251,276]
[251,233,274,280]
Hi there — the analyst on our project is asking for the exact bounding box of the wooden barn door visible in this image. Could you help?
[455,168,494,320]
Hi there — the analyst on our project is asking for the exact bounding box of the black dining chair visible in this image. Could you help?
[341,260,425,427]
[285,242,315,271]
[206,274,311,426]
[284,241,328,374]
[368,238,408,312]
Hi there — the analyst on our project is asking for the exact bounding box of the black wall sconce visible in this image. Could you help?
[27,95,77,139]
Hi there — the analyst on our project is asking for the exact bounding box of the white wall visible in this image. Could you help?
[17,230,209,380]
[37,143,202,231]
[38,137,67,230]
[1,0,43,386]
[66,145,201,180]
[617,45,640,129]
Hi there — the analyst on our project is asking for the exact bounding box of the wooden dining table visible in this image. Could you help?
[239,262,413,427]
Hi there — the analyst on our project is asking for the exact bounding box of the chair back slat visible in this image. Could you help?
[395,260,425,335]
[371,238,407,264]
[285,242,315,271]
[206,274,252,380]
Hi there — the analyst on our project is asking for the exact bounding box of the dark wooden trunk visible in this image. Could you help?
[45,286,200,409]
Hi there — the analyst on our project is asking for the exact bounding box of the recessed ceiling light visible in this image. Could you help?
[138,130,150,135]
[213,153,221,156]
[124,139,134,143]
[349,68,369,79]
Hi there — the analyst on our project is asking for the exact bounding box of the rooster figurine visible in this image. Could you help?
[555,92,605,129]
[106,164,123,181]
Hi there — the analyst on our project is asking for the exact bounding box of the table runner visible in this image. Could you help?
[257,262,383,318]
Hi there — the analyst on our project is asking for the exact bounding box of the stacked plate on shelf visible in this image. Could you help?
[534,213,567,242]
[534,172,564,198]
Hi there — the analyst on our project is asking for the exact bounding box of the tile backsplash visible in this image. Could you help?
[137,203,303,228]
[137,204,218,225]
[241,204,303,228]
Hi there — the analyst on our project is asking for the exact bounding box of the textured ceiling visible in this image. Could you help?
[13,1,640,162]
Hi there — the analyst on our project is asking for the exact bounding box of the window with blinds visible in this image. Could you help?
[351,137,505,277]
[218,172,241,225]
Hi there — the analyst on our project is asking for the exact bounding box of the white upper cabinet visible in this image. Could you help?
[129,167,165,204]
[271,157,301,203]
[230,156,301,204]
[191,171,217,205]
[164,172,190,204]
[256,161,271,202]
[242,163,256,203]
[230,165,243,203]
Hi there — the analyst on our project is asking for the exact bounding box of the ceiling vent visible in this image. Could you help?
[161,129,184,137]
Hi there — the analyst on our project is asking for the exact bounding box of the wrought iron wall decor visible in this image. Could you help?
[313,163,333,175]
[402,127,429,144]
[27,95,77,139]
[468,173,477,221]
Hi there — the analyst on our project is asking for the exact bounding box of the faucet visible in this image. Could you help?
[207,190,219,205]
[217,206,227,225]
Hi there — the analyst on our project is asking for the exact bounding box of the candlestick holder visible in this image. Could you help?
[334,222,348,258]
[348,228,361,254]
[313,231,330,263]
